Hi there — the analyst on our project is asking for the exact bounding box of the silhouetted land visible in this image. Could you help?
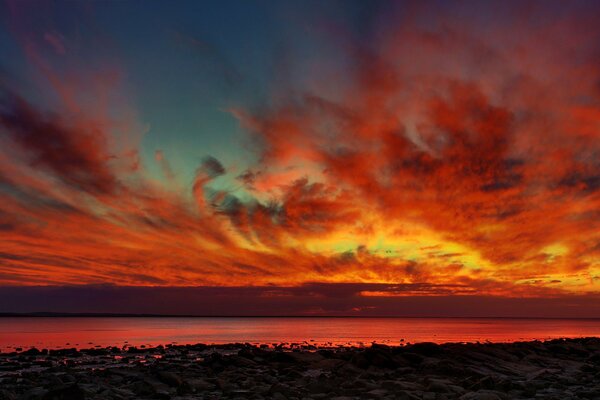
[1,338,599,399]
[2,312,599,319]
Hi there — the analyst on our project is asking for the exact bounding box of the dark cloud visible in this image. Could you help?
[559,171,600,193]
[0,90,117,194]
[200,156,225,178]
[236,169,259,190]
[1,284,599,318]
[0,0,599,303]
[212,178,358,246]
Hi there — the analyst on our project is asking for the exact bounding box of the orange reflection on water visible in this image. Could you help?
[1,317,600,351]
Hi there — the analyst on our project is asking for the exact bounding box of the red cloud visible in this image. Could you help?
[0,1,598,307]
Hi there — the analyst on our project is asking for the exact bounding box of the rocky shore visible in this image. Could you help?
[1,338,599,399]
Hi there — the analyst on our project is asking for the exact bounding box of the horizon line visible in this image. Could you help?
[2,312,600,320]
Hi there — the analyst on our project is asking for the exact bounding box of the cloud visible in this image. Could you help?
[154,150,175,182]
[1,284,599,317]
[43,31,66,55]
[0,0,598,309]
[229,1,600,291]
[0,90,118,194]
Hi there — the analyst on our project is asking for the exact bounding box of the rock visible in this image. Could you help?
[22,348,41,356]
[42,384,85,400]
[156,371,183,387]
[306,380,334,394]
[289,351,325,364]
[459,390,504,400]
[576,388,600,399]
[269,383,289,393]
[186,378,215,391]
[587,351,600,363]
[175,382,193,395]
[59,374,76,384]
[126,346,145,354]
[217,376,241,392]
[0,339,599,400]
[427,381,451,393]
[23,387,48,400]
[351,347,403,369]
[270,351,296,363]
[109,387,135,398]
[580,363,597,373]
[129,380,159,397]
[271,392,287,400]
[81,348,108,356]
[366,388,389,397]
[408,342,443,356]
[49,348,81,358]
[228,354,258,367]
[0,390,16,400]
[311,358,344,370]
[401,352,424,365]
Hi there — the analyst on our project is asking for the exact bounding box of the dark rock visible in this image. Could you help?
[126,346,145,354]
[311,358,345,370]
[42,384,85,400]
[400,352,424,365]
[24,387,48,400]
[156,371,183,387]
[176,380,194,395]
[0,390,16,400]
[427,381,451,393]
[270,351,296,363]
[186,378,215,391]
[22,348,41,356]
[129,380,158,396]
[81,348,108,356]
[288,351,325,364]
[150,392,170,400]
[459,390,505,400]
[366,388,389,397]
[269,382,296,397]
[228,354,258,367]
[408,342,443,356]
[351,346,402,369]
[306,379,334,394]
[48,348,80,357]
[0,339,599,400]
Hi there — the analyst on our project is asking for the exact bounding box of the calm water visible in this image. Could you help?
[1,317,600,351]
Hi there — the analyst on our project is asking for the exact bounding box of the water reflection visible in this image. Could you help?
[1,317,599,351]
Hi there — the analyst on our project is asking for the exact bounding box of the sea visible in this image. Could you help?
[1,317,600,351]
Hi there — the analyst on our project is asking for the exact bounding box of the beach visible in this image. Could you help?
[1,338,599,399]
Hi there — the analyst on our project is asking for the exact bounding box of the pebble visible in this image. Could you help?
[0,338,598,399]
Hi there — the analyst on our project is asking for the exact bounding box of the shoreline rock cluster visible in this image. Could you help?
[1,338,599,399]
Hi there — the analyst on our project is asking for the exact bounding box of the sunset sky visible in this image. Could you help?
[0,0,599,315]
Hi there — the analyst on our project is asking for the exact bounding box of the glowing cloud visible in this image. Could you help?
[0,1,598,309]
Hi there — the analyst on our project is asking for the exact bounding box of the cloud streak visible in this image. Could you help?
[0,1,598,312]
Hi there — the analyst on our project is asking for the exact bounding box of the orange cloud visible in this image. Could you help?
[0,1,598,305]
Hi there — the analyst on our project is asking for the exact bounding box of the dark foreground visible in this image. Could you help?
[1,338,600,400]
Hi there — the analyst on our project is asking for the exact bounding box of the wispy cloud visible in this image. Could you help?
[0,1,598,305]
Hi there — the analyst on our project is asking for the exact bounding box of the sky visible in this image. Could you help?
[0,0,599,316]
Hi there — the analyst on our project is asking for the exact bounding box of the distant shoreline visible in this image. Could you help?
[1,312,600,319]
